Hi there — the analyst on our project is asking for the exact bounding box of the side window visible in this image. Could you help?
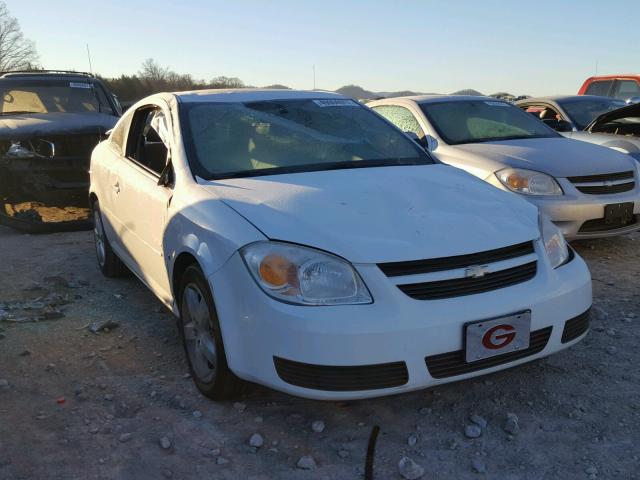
[613,80,640,100]
[125,107,170,175]
[372,105,425,138]
[585,80,613,97]
[109,110,133,153]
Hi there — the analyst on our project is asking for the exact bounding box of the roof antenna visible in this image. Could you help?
[86,44,94,75]
[595,60,598,76]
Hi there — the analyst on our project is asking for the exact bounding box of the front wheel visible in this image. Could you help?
[179,264,244,400]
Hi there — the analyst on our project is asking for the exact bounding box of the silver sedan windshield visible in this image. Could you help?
[420,100,558,145]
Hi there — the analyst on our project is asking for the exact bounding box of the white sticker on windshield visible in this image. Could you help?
[70,82,92,89]
[485,101,509,107]
[313,99,359,107]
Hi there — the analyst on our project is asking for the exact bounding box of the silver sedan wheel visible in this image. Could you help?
[182,284,217,383]
[94,209,106,267]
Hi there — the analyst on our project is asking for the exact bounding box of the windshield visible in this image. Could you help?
[181,98,432,180]
[0,79,113,115]
[558,98,627,130]
[420,100,558,145]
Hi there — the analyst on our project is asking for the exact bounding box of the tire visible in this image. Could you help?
[92,200,128,278]
[178,264,244,400]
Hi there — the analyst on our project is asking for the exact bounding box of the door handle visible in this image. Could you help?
[113,181,120,194]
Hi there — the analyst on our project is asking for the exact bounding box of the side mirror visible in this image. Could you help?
[112,94,123,116]
[157,160,174,187]
[35,139,55,157]
[626,96,640,105]
[542,119,572,132]
[403,131,429,150]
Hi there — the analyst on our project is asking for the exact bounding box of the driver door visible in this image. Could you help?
[109,105,174,302]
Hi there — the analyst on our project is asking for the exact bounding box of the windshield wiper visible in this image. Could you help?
[0,111,40,116]
[208,158,430,180]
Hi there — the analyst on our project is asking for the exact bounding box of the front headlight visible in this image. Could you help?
[496,168,563,195]
[539,214,569,268]
[240,241,373,305]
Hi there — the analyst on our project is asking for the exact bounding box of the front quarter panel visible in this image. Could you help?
[163,184,266,305]
[433,145,503,181]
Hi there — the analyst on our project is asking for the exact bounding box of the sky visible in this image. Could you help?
[7,0,640,96]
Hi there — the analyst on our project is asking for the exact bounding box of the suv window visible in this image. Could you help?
[0,78,114,115]
[372,105,425,138]
[614,80,640,100]
[125,107,169,175]
[585,80,613,97]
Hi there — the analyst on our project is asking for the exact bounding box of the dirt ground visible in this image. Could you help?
[0,225,638,480]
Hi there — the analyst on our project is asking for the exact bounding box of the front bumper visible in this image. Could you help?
[210,249,592,400]
[486,175,640,240]
[531,193,640,240]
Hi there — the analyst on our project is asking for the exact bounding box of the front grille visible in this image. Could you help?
[579,216,638,233]
[575,182,635,195]
[425,327,552,379]
[273,357,409,391]
[567,171,634,183]
[568,171,635,195]
[397,261,537,300]
[561,310,591,343]
[378,241,534,277]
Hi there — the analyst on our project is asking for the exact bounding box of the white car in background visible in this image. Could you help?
[89,89,591,401]
[369,95,640,240]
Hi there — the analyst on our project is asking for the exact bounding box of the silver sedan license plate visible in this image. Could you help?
[465,311,531,363]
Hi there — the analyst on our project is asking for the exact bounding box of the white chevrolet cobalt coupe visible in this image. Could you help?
[89,89,592,400]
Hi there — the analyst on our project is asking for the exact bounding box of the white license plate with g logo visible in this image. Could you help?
[465,311,531,363]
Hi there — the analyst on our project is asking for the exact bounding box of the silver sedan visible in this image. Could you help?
[369,95,640,240]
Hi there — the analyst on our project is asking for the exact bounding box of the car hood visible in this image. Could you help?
[200,165,539,264]
[0,112,118,139]
[562,131,640,155]
[450,137,635,178]
[587,102,640,131]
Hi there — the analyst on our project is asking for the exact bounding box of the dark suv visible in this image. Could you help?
[0,70,121,231]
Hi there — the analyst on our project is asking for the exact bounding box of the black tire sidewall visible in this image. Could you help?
[179,264,235,398]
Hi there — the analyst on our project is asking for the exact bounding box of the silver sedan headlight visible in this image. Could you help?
[539,214,569,269]
[241,241,372,305]
[496,168,563,195]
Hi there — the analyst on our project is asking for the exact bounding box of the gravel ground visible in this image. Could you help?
[0,225,638,480]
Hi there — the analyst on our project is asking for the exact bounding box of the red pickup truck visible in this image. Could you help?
[578,74,640,101]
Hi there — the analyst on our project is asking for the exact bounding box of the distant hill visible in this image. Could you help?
[263,84,291,89]
[334,85,488,100]
[335,85,378,99]
[451,89,484,96]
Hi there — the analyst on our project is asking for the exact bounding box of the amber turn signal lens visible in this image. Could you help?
[506,174,528,190]
[259,254,292,288]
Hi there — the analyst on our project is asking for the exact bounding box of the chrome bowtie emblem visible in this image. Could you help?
[604,181,613,188]
[465,265,489,279]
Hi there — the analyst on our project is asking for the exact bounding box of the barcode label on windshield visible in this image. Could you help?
[485,101,509,107]
[70,82,92,89]
[313,99,359,107]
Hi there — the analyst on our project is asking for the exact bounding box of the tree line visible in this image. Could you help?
[101,58,250,104]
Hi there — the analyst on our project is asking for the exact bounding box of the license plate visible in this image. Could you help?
[604,202,634,225]
[465,311,531,363]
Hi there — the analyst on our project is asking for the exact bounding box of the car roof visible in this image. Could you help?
[175,89,348,103]
[517,95,617,103]
[372,95,507,105]
[0,70,94,80]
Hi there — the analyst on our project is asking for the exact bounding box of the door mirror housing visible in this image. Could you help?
[403,131,432,150]
[542,119,573,132]
[157,160,174,187]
